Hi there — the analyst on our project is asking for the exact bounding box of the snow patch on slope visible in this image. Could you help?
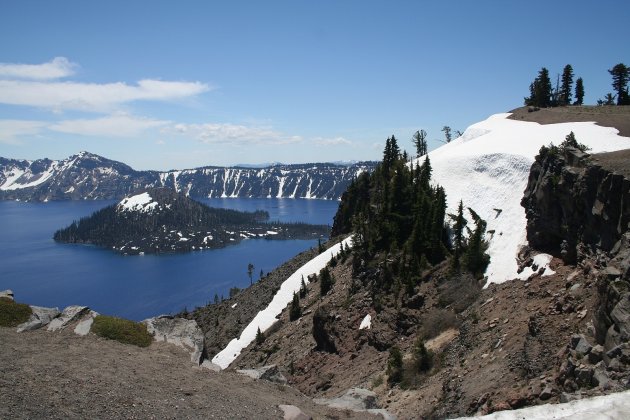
[212,237,353,369]
[420,113,630,285]
[117,192,158,213]
[454,389,630,420]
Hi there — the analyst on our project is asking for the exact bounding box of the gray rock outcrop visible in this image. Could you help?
[237,365,287,384]
[314,388,395,419]
[143,315,205,364]
[278,405,311,420]
[73,310,99,336]
[17,305,60,332]
[522,147,630,264]
[47,306,91,332]
[0,289,14,300]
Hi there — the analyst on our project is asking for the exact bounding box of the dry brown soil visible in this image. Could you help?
[508,105,630,137]
[0,325,374,419]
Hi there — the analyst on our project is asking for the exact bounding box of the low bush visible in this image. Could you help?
[419,308,459,341]
[0,298,32,327]
[91,315,152,347]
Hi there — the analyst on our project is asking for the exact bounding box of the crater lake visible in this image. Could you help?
[0,198,339,320]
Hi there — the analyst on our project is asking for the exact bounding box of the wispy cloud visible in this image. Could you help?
[0,79,210,112]
[0,57,77,80]
[49,114,170,138]
[0,120,47,144]
[168,122,302,145]
[313,136,352,146]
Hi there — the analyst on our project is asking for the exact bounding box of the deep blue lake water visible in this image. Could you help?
[0,198,339,320]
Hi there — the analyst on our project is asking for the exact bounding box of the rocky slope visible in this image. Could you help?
[53,188,329,255]
[0,151,376,201]
[198,136,630,418]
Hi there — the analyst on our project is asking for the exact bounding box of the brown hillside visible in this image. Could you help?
[508,105,630,137]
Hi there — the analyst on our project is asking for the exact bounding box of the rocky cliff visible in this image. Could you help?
[0,151,376,201]
[522,146,630,394]
[522,147,630,264]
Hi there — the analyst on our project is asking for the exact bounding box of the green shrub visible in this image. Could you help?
[387,346,403,386]
[0,298,32,327]
[91,315,152,347]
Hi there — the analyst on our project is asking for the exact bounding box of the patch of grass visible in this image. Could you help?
[0,297,32,327]
[91,315,152,347]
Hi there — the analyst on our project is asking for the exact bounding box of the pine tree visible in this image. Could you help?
[247,263,254,286]
[289,292,301,321]
[464,208,490,276]
[525,67,552,107]
[387,346,403,386]
[255,327,265,345]
[608,63,630,105]
[412,130,428,157]
[574,77,584,105]
[560,64,574,106]
[413,337,433,373]
[450,200,467,267]
[441,126,452,143]
[320,266,333,296]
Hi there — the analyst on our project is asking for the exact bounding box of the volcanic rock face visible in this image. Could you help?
[523,146,630,394]
[0,151,376,201]
[522,147,630,264]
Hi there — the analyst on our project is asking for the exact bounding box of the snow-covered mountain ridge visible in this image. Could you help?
[0,151,376,201]
[421,112,630,285]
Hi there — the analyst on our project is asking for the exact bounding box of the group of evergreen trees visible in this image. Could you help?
[525,62,629,107]
[332,135,489,289]
[525,64,584,107]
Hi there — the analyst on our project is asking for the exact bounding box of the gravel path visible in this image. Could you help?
[0,326,370,419]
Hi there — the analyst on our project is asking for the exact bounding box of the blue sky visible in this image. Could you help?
[0,0,628,170]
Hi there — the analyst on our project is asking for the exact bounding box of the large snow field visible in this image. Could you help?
[421,113,630,285]
[212,236,353,369]
[454,389,630,420]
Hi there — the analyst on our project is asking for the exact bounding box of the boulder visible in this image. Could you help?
[47,306,90,332]
[574,336,593,357]
[314,387,378,410]
[539,384,554,400]
[237,365,287,385]
[278,405,311,420]
[588,344,604,364]
[144,315,205,364]
[16,305,60,332]
[0,289,14,300]
[592,361,611,389]
[610,293,630,337]
[73,310,99,336]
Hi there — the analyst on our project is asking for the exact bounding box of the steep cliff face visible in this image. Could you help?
[522,146,630,355]
[0,151,376,201]
[522,147,630,264]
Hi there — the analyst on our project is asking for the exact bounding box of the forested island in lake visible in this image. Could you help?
[53,188,330,255]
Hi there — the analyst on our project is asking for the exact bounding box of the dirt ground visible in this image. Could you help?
[0,325,375,420]
[508,105,630,137]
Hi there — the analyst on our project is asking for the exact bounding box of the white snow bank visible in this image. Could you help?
[359,314,372,330]
[516,253,555,280]
[117,192,158,213]
[454,389,630,420]
[212,237,353,369]
[421,113,630,285]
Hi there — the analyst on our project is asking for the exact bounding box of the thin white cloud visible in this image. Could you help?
[168,123,302,145]
[314,136,352,146]
[49,114,170,138]
[0,79,210,112]
[0,57,78,80]
[0,120,46,144]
